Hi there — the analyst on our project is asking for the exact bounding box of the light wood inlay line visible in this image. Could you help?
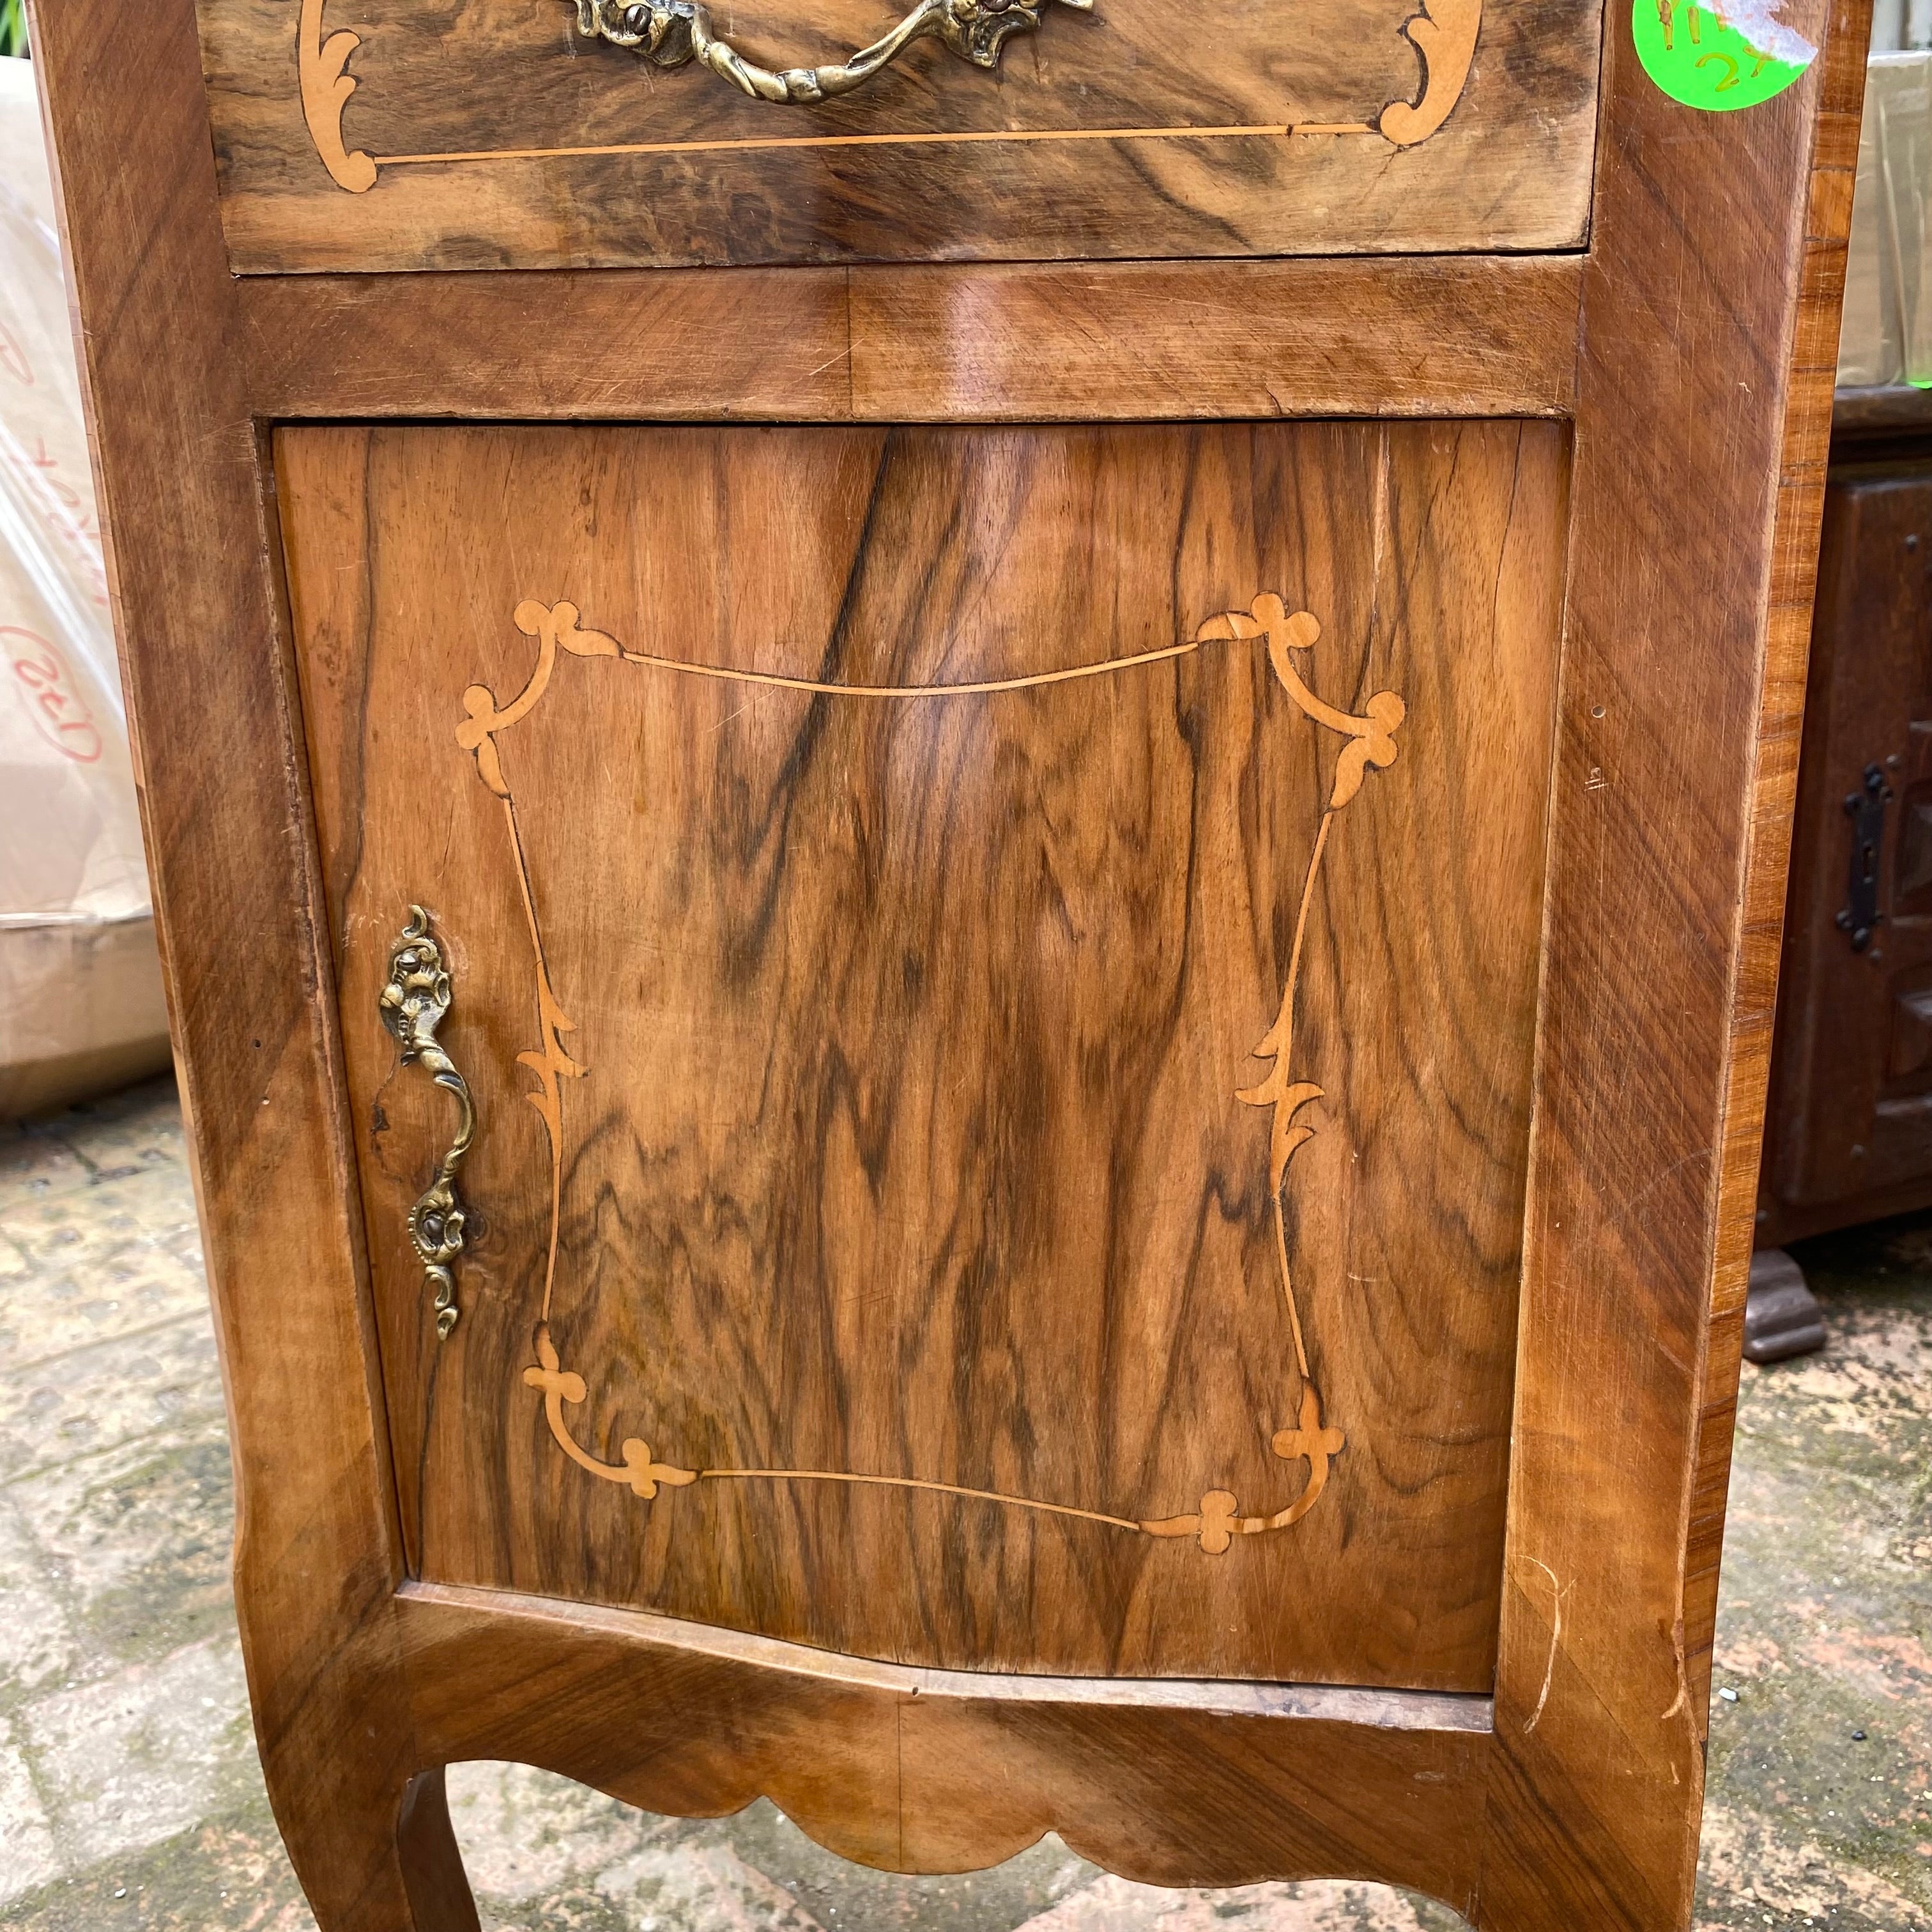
[699,1468,1144,1532]
[1256,806,1333,1380]
[496,792,583,1327]
[372,123,1375,170]
[468,594,1402,1555]
[607,630,1204,697]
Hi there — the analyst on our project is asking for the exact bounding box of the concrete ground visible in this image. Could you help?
[0,1078,1924,1932]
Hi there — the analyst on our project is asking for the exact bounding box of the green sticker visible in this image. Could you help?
[1633,0,1816,110]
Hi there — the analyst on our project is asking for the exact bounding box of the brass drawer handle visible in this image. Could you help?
[379,907,474,1340]
[570,0,1089,105]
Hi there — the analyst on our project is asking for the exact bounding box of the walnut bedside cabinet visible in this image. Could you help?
[24,0,1869,1919]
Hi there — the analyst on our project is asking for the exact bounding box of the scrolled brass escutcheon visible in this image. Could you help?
[379,906,475,1340]
[569,0,1091,104]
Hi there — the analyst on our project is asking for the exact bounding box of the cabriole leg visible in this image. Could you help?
[270,1758,479,1932]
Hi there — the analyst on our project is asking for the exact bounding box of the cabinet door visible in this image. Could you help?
[283,418,1565,1693]
[1765,463,1932,1223]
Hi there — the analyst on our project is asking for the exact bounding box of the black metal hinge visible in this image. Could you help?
[1837,762,1893,953]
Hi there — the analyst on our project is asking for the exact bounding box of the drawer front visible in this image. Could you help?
[283,418,1564,1691]
[204,0,1601,271]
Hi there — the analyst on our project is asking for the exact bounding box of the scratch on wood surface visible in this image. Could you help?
[1661,1614,1691,1722]
[1521,1555,1567,1735]
[1611,1146,1715,1232]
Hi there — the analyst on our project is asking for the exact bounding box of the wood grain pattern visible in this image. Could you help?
[396,1578,1495,1899]
[238,256,1584,424]
[451,594,1380,1552]
[1483,0,1870,1926]
[200,0,1600,271]
[282,418,1564,1690]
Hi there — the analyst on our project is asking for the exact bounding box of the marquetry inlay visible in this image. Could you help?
[453,592,1406,1555]
[296,0,1482,195]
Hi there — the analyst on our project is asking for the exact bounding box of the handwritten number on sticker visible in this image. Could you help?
[3,627,103,764]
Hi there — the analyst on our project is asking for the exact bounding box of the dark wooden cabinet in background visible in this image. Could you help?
[1755,416,1932,1354]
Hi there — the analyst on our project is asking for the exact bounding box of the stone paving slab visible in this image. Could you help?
[0,1492,79,1709]
[0,1719,61,1905]
[0,1078,1926,1932]
[19,1636,254,1869]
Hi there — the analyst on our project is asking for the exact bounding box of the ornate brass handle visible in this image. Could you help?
[379,907,474,1340]
[569,0,1089,104]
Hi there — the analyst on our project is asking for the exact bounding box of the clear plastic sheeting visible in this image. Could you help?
[0,57,169,1114]
[1839,53,1932,389]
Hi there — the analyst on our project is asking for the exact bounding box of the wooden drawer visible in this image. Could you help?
[202,0,1602,270]
[284,418,1563,1690]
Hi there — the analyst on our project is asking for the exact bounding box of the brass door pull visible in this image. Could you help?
[569,0,1089,105]
[380,907,474,1340]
